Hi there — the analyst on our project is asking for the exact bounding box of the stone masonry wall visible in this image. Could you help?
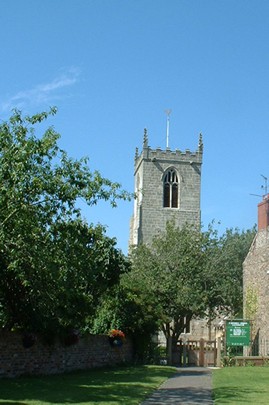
[243,229,269,346]
[129,143,202,247]
[0,331,133,378]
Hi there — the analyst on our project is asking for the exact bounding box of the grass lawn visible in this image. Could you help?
[0,365,176,405]
[213,366,269,404]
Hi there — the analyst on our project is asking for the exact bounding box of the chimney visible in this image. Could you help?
[258,194,269,231]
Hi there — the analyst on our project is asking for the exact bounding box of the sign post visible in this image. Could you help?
[226,320,251,347]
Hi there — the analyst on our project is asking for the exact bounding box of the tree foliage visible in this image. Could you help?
[205,226,256,317]
[123,221,255,350]
[124,222,216,344]
[0,109,130,334]
[91,284,161,363]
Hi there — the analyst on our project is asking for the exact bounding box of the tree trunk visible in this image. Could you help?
[167,335,173,365]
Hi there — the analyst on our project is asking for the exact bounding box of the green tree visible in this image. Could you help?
[0,109,131,333]
[123,222,255,359]
[125,222,217,355]
[91,284,160,363]
[205,227,256,318]
[38,219,129,336]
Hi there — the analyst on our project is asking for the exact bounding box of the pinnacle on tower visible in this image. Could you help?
[143,128,148,148]
[198,133,203,153]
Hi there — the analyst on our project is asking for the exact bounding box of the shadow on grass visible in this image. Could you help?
[0,366,175,404]
[213,386,267,403]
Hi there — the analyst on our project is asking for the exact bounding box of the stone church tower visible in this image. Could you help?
[129,130,203,248]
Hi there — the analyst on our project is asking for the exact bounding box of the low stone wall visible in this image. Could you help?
[234,356,269,366]
[0,331,133,378]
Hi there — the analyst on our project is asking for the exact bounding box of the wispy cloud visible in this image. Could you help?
[1,67,80,113]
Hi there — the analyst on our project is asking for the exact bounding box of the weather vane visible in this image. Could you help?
[165,109,172,148]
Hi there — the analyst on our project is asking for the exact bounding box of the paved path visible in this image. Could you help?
[141,367,213,405]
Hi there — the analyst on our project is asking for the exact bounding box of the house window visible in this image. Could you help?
[163,169,179,208]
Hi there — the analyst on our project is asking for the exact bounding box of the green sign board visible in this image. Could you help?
[226,320,251,347]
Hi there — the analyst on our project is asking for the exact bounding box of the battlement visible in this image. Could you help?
[134,132,203,169]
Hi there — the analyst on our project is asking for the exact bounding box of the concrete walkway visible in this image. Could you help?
[141,367,213,405]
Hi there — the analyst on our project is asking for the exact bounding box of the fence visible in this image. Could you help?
[249,338,269,356]
[172,339,217,367]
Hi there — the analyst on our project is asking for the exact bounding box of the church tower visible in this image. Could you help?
[129,130,203,248]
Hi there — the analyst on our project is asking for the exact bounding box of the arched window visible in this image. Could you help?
[163,169,179,208]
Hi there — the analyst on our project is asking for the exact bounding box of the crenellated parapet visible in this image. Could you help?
[134,131,203,170]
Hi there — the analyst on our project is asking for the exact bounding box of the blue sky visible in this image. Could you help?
[1,0,269,253]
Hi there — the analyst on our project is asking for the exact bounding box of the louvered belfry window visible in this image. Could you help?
[163,169,178,208]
